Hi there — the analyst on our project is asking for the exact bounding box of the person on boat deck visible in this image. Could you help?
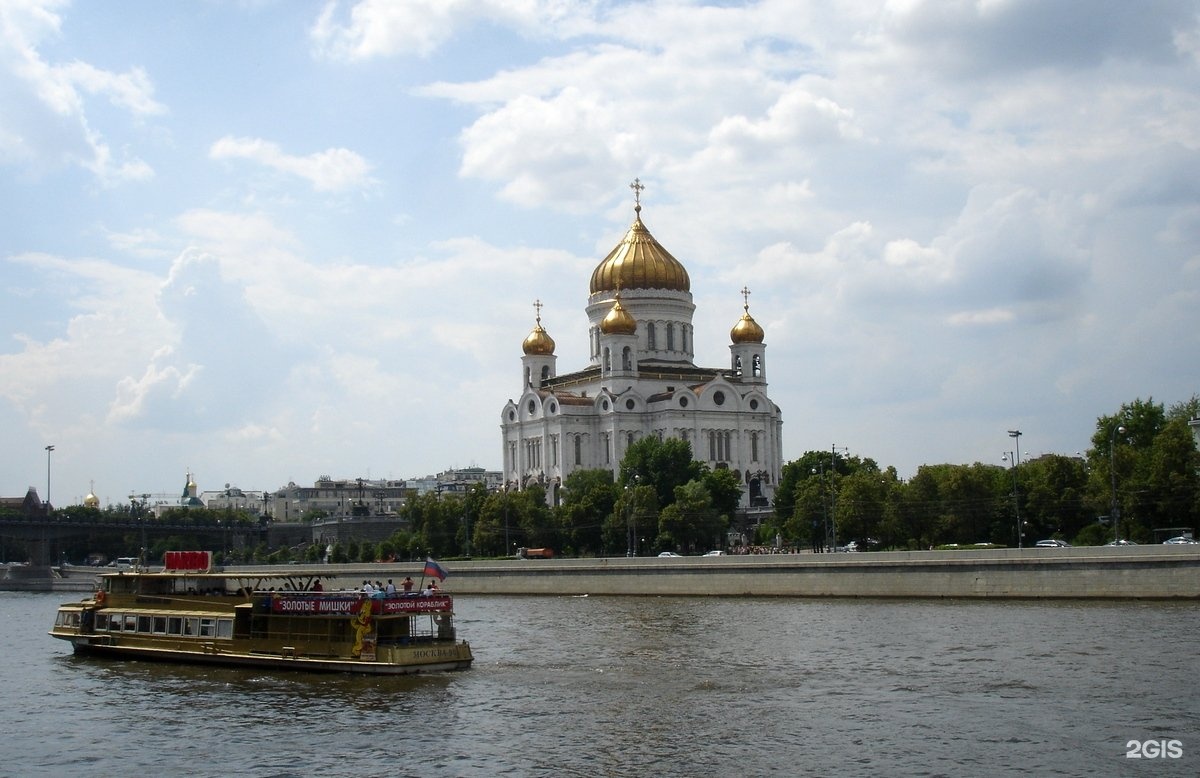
[402,576,414,594]
[385,579,397,596]
[361,580,374,594]
[312,579,323,592]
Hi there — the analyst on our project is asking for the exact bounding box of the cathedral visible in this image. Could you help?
[500,182,784,511]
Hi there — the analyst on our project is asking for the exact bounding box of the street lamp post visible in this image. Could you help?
[44,445,54,510]
[811,465,828,552]
[830,445,848,551]
[624,475,640,557]
[503,483,510,555]
[1110,423,1127,543]
[1007,430,1022,548]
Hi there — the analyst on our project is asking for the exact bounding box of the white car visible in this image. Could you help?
[657,551,681,558]
[1163,536,1198,545]
[702,550,726,557]
[1035,540,1071,548]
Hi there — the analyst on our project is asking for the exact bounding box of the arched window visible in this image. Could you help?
[753,354,762,377]
[667,323,675,351]
[603,347,611,372]
[646,322,656,350]
[622,346,632,371]
[682,326,689,354]
[734,355,743,376]
[524,366,532,386]
[574,435,582,466]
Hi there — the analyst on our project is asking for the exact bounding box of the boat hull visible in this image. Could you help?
[61,633,473,675]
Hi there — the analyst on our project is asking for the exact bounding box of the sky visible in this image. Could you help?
[1,0,1198,507]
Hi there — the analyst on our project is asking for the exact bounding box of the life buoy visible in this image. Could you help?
[94,590,106,606]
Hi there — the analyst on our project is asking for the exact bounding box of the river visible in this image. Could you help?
[3,591,1196,776]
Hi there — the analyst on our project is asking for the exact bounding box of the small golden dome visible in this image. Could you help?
[589,206,690,295]
[731,304,765,344]
[522,320,556,355]
[84,486,99,509]
[600,295,637,335]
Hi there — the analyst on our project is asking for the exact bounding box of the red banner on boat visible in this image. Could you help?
[163,551,213,572]
[271,595,452,615]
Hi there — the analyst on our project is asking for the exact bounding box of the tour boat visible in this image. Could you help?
[48,552,473,675]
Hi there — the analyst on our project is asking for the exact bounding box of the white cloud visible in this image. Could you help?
[0,0,163,183]
[209,135,376,193]
[4,0,1200,500]
[310,0,588,60]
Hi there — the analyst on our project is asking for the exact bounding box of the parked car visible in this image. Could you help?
[1035,540,1071,548]
[702,550,726,557]
[1163,536,1198,545]
[1105,539,1138,546]
[657,551,682,558]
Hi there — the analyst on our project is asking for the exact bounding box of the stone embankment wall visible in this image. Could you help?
[250,545,1200,599]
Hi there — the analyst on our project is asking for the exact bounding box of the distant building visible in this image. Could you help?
[267,476,413,522]
[200,485,267,514]
[0,487,50,518]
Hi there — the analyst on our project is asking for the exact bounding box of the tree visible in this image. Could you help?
[560,469,618,556]
[1085,397,1199,541]
[619,437,705,509]
[702,468,744,522]
[1018,454,1089,541]
[658,480,725,553]
[610,482,658,556]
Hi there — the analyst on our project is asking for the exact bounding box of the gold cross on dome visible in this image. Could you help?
[741,285,751,309]
[533,298,543,323]
[629,178,645,207]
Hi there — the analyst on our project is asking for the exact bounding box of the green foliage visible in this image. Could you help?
[560,469,617,555]
[619,437,705,508]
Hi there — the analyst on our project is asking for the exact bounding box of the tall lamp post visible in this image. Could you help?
[830,445,848,551]
[1007,430,1022,548]
[811,465,827,553]
[624,475,640,557]
[44,445,54,510]
[1110,423,1127,543]
[503,483,511,556]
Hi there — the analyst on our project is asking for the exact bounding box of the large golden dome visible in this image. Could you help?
[599,295,637,335]
[730,304,765,344]
[589,205,690,295]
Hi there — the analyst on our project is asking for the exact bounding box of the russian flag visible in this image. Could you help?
[424,557,448,581]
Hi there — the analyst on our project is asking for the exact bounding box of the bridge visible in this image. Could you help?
[0,515,266,565]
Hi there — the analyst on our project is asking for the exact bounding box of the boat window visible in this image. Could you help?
[184,617,198,636]
[55,610,81,628]
[199,618,216,637]
[153,616,167,634]
[216,619,233,639]
[124,615,137,631]
[108,614,123,631]
[95,613,109,630]
[137,615,152,633]
[167,617,182,635]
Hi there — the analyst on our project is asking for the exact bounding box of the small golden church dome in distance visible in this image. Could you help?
[84,481,100,508]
